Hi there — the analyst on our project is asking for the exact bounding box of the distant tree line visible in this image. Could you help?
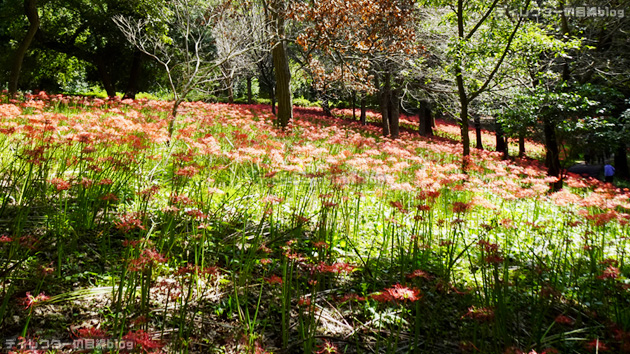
[2,0,629,185]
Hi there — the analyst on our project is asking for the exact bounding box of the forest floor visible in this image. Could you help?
[0,93,629,354]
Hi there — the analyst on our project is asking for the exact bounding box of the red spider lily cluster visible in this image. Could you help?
[128,248,168,272]
[315,339,338,354]
[21,292,50,310]
[313,261,356,275]
[461,306,494,322]
[265,275,283,284]
[123,330,164,353]
[371,284,422,303]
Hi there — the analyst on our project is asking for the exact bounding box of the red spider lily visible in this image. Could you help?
[315,262,356,275]
[169,193,194,206]
[128,248,168,272]
[315,340,338,354]
[478,240,500,253]
[137,185,161,198]
[598,266,620,280]
[265,275,283,285]
[100,193,119,202]
[123,330,164,353]
[19,235,40,251]
[461,306,494,322]
[131,315,149,327]
[371,284,422,303]
[336,293,366,303]
[175,264,219,277]
[260,258,272,265]
[322,201,338,208]
[261,195,284,204]
[298,297,311,307]
[98,178,113,185]
[554,314,574,325]
[452,201,472,214]
[115,212,145,232]
[79,178,94,188]
[71,327,107,338]
[483,254,504,265]
[389,200,408,214]
[584,339,609,352]
[39,263,54,275]
[9,338,45,354]
[585,211,618,227]
[406,269,433,280]
[312,241,329,249]
[48,178,71,191]
[185,209,208,219]
[174,166,199,178]
[22,292,50,310]
[0,235,12,243]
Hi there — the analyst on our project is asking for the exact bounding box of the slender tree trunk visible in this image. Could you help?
[518,134,525,157]
[494,120,508,159]
[389,88,400,139]
[352,91,356,120]
[455,65,471,167]
[227,82,234,104]
[379,85,390,137]
[247,76,253,104]
[459,102,470,159]
[543,116,563,191]
[123,51,142,100]
[168,99,183,142]
[271,0,292,128]
[419,100,433,136]
[474,114,483,150]
[9,0,39,97]
[271,86,276,115]
[614,143,629,180]
[360,96,366,125]
[496,121,507,157]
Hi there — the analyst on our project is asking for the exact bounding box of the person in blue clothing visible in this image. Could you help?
[604,162,615,183]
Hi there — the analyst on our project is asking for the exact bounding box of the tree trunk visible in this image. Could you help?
[418,100,434,136]
[95,57,116,98]
[518,134,525,157]
[474,114,483,150]
[543,116,563,191]
[459,102,470,163]
[247,76,253,104]
[271,86,276,115]
[389,88,400,139]
[614,143,629,180]
[321,96,332,116]
[352,91,356,120]
[379,73,391,137]
[9,0,39,97]
[168,99,183,142]
[455,64,470,167]
[360,95,366,125]
[227,83,234,104]
[271,0,292,128]
[495,121,507,157]
[123,51,143,100]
